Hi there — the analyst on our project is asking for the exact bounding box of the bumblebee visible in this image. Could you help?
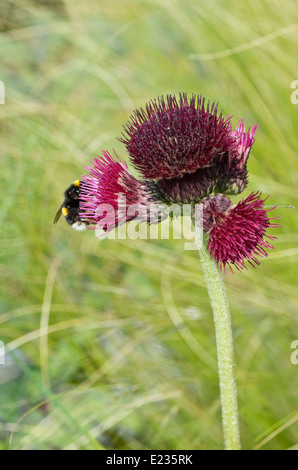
[53,180,89,231]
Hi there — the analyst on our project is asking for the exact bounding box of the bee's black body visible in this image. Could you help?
[53,180,89,231]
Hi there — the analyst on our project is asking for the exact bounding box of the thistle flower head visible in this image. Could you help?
[75,92,278,274]
[231,119,258,168]
[119,93,236,180]
[79,151,157,233]
[119,93,258,204]
[199,192,279,273]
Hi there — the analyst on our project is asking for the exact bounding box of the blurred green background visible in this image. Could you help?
[0,0,297,450]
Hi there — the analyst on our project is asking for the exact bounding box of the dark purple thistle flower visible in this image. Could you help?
[119,93,236,181]
[79,151,159,233]
[119,94,258,203]
[77,92,278,272]
[199,192,280,273]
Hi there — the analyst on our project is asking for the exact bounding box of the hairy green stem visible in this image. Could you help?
[194,226,241,450]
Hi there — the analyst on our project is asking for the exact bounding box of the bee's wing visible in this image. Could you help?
[53,205,63,224]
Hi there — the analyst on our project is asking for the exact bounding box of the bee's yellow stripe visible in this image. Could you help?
[74,180,80,187]
[62,207,69,216]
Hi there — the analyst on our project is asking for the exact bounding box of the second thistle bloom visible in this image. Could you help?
[197,192,279,272]
[80,151,163,233]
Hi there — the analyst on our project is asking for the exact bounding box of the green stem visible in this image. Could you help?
[194,225,241,450]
